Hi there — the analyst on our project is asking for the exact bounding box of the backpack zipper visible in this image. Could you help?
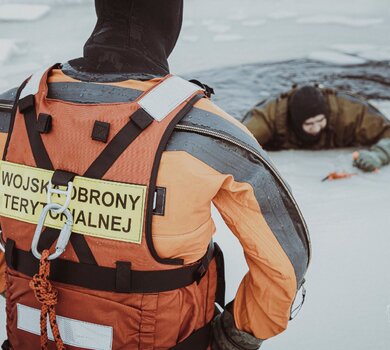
[175,123,312,264]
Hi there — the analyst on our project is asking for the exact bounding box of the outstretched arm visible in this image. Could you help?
[352,100,390,171]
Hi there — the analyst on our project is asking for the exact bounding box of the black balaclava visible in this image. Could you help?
[68,0,183,76]
[288,86,328,145]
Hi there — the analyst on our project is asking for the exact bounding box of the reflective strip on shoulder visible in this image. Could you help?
[0,161,146,244]
[138,76,201,122]
[17,304,113,350]
[19,66,49,99]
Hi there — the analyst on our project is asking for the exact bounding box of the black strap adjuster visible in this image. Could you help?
[18,94,35,113]
[116,261,132,293]
[36,113,52,134]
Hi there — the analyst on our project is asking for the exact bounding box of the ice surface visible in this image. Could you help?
[0,4,50,21]
[0,39,25,64]
[331,44,376,55]
[181,35,199,43]
[1,1,390,349]
[207,24,231,33]
[227,13,248,22]
[357,47,390,62]
[331,44,390,62]
[267,11,298,20]
[308,51,367,65]
[213,34,243,42]
[297,15,384,27]
[242,20,266,27]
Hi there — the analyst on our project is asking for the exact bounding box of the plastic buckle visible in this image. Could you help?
[47,181,73,214]
[31,203,73,261]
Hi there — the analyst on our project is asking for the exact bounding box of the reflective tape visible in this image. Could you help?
[138,76,200,122]
[17,304,113,350]
[0,161,146,243]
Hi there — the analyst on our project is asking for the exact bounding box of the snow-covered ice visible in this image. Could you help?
[0,39,25,64]
[242,20,266,27]
[267,11,298,20]
[1,0,390,350]
[0,4,50,21]
[331,44,377,55]
[213,34,243,42]
[308,51,367,65]
[297,15,384,27]
[207,23,231,34]
[181,35,199,43]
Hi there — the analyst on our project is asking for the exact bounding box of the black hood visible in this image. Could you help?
[68,0,183,76]
[288,86,328,146]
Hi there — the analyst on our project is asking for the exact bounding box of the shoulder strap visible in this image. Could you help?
[138,75,202,122]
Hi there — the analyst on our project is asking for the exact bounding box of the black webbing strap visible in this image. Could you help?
[19,95,96,265]
[170,322,212,350]
[19,95,53,170]
[214,243,226,308]
[84,108,154,179]
[5,240,215,294]
[1,340,11,350]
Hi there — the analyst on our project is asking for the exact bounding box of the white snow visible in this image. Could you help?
[0,39,25,64]
[308,51,367,65]
[297,15,384,27]
[0,4,50,21]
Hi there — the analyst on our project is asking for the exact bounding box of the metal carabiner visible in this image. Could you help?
[47,181,74,214]
[31,203,73,261]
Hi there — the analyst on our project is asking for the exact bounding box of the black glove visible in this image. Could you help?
[212,309,263,350]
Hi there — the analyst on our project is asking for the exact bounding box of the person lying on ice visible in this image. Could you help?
[0,0,310,349]
[243,85,390,172]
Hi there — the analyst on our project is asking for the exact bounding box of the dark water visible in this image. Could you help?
[189,59,390,120]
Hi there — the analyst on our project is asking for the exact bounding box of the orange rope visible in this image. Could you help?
[29,249,66,350]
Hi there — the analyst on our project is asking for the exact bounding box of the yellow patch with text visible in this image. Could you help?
[0,161,146,244]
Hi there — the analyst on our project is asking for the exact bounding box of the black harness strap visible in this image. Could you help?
[18,95,96,265]
[145,94,204,266]
[170,322,212,350]
[214,243,226,308]
[5,240,215,294]
[84,109,153,179]
[19,95,53,170]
